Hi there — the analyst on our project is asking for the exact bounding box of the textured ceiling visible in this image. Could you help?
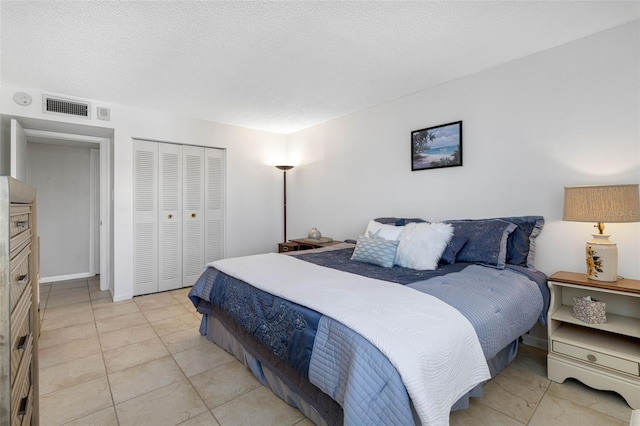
[1,1,638,134]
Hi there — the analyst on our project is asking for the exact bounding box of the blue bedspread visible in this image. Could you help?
[188,248,548,425]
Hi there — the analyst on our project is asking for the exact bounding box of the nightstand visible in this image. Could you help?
[278,238,342,253]
[547,271,640,409]
[288,238,341,250]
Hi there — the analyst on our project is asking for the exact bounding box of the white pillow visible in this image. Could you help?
[364,220,404,240]
[395,222,454,270]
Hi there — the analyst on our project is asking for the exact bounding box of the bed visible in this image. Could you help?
[189,216,548,425]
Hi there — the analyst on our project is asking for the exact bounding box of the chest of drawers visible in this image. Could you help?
[0,177,39,426]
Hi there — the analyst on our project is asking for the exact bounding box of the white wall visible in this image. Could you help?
[286,21,640,280]
[0,91,287,301]
[27,142,92,279]
[1,21,637,302]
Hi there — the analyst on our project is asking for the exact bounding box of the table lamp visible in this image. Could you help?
[563,184,640,282]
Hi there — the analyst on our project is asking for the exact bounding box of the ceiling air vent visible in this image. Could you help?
[42,95,91,119]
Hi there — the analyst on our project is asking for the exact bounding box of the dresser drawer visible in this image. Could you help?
[11,365,33,426]
[9,205,31,237]
[10,289,32,382]
[17,385,34,426]
[9,245,31,314]
[552,340,639,376]
[11,324,32,387]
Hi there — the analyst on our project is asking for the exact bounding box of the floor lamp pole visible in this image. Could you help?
[275,165,294,242]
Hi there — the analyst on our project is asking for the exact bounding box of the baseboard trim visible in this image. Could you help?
[40,272,96,283]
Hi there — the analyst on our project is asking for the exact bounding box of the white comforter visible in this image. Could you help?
[212,253,490,425]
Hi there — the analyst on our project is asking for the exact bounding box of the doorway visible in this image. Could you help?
[3,115,113,293]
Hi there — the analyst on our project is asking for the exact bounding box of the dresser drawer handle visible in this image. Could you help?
[18,395,29,415]
[17,334,28,350]
[587,354,597,362]
[15,220,28,228]
[17,274,28,285]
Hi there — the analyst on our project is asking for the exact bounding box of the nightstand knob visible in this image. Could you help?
[587,354,597,362]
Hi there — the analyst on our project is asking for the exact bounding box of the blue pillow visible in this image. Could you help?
[487,216,544,268]
[350,235,400,268]
[439,235,468,264]
[444,219,517,268]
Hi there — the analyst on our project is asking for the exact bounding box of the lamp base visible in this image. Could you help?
[586,234,618,282]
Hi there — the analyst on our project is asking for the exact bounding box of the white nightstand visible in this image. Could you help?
[547,271,640,409]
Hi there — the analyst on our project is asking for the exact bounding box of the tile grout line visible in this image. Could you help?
[90,279,122,426]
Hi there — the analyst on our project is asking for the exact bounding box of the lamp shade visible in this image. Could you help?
[563,184,640,223]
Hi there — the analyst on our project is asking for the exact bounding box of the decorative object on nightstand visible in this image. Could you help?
[307,227,322,239]
[275,165,294,243]
[563,184,640,282]
[547,271,640,409]
[572,296,606,324]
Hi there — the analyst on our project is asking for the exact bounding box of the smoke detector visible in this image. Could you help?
[13,92,32,106]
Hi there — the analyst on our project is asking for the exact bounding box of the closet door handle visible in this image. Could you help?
[17,274,28,285]
[191,213,196,218]
[168,214,173,219]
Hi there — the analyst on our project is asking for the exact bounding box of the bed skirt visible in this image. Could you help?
[202,310,519,425]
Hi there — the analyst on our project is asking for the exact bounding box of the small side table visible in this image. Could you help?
[288,238,341,250]
[278,238,342,253]
[547,271,640,409]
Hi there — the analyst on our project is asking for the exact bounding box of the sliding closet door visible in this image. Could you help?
[158,143,183,291]
[133,140,158,295]
[182,145,205,287]
[205,148,225,265]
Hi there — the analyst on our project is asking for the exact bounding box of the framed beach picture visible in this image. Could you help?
[411,121,462,171]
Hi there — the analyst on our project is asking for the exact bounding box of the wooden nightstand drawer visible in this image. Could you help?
[552,340,639,376]
[278,242,299,253]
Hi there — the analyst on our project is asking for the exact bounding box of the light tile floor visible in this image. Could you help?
[38,278,633,425]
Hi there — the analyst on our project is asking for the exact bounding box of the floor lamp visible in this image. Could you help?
[275,165,294,242]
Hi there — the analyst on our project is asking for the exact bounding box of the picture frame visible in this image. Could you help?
[411,121,462,171]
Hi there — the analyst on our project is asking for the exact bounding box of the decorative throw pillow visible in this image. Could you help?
[350,235,400,268]
[487,216,545,269]
[438,235,468,264]
[444,219,517,268]
[395,222,454,270]
[364,220,405,240]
